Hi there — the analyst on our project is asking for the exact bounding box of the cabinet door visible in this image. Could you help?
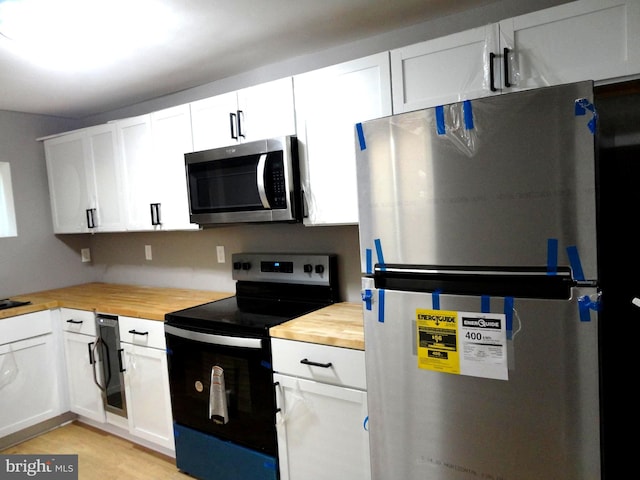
[237,77,296,142]
[86,124,127,231]
[122,343,174,451]
[62,330,106,423]
[44,130,94,233]
[150,105,198,231]
[117,114,156,230]
[274,374,370,480]
[0,335,64,437]
[501,0,640,91]
[391,25,499,113]
[294,53,392,225]
[190,91,239,151]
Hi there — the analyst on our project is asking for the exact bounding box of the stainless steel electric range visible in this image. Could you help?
[164,252,339,480]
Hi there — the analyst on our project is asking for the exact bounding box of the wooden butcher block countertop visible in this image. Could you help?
[2,282,232,321]
[270,302,364,350]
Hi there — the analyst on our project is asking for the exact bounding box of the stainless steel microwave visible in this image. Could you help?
[184,136,301,225]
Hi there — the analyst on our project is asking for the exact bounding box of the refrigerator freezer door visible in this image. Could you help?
[356,82,597,279]
[362,281,600,480]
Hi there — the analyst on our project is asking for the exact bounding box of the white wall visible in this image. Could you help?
[88,224,361,302]
[0,110,90,298]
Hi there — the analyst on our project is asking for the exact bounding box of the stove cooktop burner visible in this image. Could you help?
[165,253,339,338]
[165,295,327,337]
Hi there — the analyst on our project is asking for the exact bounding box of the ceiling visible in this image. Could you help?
[0,0,502,119]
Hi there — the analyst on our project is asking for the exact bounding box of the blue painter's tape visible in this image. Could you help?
[435,106,446,135]
[374,238,386,271]
[481,295,490,313]
[378,289,385,323]
[432,290,441,310]
[574,98,597,134]
[578,294,601,322]
[463,100,474,130]
[356,122,366,150]
[362,289,372,311]
[566,245,585,281]
[547,238,558,275]
[504,297,514,340]
[366,248,372,275]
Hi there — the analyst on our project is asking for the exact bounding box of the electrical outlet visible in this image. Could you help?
[145,245,152,261]
[81,248,91,263]
[216,245,225,263]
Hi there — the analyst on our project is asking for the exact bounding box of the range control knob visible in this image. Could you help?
[233,262,242,270]
[315,264,325,274]
[242,262,251,271]
[303,264,313,273]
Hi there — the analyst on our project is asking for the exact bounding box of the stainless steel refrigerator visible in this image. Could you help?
[355,81,601,480]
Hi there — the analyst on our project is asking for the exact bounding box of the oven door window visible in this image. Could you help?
[166,332,277,455]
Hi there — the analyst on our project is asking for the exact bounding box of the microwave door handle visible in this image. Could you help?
[256,153,271,209]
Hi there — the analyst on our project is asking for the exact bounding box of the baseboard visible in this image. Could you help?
[0,412,77,451]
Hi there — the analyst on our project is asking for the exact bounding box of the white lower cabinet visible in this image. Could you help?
[0,310,64,438]
[119,316,175,451]
[271,338,370,480]
[59,308,106,423]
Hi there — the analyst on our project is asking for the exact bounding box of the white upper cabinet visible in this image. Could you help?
[294,53,392,226]
[190,77,296,152]
[116,105,198,231]
[149,105,197,231]
[45,124,126,233]
[391,24,498,113]
[500,0,640,90]
[392,0,640,113]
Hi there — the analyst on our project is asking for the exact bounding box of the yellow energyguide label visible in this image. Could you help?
[416,309,460,374]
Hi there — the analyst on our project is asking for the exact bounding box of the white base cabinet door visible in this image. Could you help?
[120,316,174,451]
[274,374,370,480]
[272,338,370,480]
[0,311,64,438]
[60,309,106,423]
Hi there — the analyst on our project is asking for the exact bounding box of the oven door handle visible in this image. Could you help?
[165,325,263,349]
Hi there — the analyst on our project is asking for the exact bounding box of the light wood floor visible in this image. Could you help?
[1,422,191,480]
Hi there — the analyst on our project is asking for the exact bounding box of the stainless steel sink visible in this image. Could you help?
[0,299,31,310]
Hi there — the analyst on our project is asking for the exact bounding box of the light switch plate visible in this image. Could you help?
[216,245,225,263]
[81,248,91,263]
[145,245,152,261]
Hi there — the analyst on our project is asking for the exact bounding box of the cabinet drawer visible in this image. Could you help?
[0,310,52,346]
[60,308,97,336]
[271,338,366,390]
[118,316,165,350]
